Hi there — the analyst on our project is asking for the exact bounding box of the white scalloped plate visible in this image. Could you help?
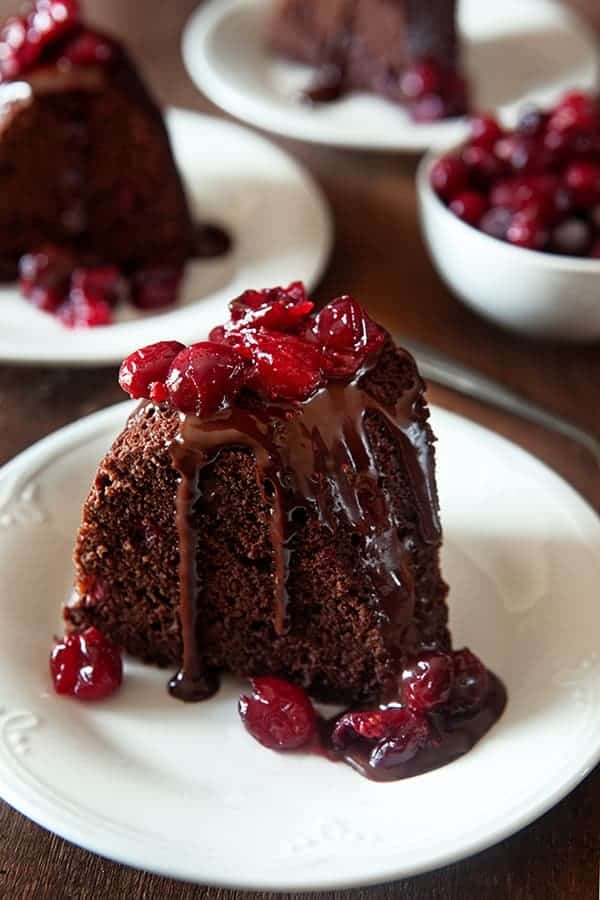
[182,0,598,151]
[0,108,332,366]
[0,402,599,890]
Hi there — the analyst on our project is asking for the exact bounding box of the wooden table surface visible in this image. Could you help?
[1,2,599,897]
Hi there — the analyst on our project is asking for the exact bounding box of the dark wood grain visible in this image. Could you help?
[1,2,599,898]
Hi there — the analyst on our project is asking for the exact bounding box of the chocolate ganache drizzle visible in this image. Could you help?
[167,350,440,703]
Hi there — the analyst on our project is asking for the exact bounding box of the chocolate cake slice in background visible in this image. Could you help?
[269,0,467,118]
[0,6,193,280]
[67,322,449,706]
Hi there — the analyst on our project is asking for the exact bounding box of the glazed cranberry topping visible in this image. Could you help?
[239,677,316,750]
[50,626,122,700]
[118,340,185,399]
[229,328,326,401]
[401,651,454,712]
[431,93,600,257]
[447,648,490,715]
[305,295,386,377]
[60,27,115,66]
[120,285,387,412]
[228,281,314,332]
[165,341,247,416]
[0,0,81,82]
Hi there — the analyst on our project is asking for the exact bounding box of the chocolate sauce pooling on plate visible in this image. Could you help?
[319,673,507,782]
[167,352,439,702]
[192,223,232,259]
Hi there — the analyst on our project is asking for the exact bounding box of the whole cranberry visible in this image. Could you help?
[506,209,547,250]
[462,144,504,185]
[165,341,247,415]
[490,178,520,211]
[118,340,185,399]
[401,651,454,712]
[369,712,430,769]
[446,648,489,715]
[430,155,468,201]
[479,206,512,241]
[564,161,600,209]
[469,114,503,149]
[494,135,537,173]
[227,328,326,401]
[131,267,182,310]
[449,190,488,226]
[306,295,386,377]
[50,626,122,700]
[400,58,442,100]
[547,91,597,136]
[551,218,591,256]
[239,677,316,750]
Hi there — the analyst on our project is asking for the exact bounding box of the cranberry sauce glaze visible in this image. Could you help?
[117,283,506,781]
[169,353,439,699]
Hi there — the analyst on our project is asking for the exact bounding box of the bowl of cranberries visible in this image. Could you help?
[418,92,600,341]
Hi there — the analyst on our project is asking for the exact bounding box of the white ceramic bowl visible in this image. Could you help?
[417,146,600,341]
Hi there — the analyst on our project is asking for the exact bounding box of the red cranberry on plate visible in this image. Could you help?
[239,677,316,751]
[50,626,122,700]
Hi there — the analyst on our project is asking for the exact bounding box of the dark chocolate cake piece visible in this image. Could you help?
[67,285,450,705]
[269,0,468,119]
[0,1,193,280]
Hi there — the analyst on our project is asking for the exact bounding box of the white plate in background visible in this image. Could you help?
[0,108,332,366]
[183,0,598,151]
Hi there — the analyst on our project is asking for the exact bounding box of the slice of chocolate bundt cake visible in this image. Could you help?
[269,0,468,119]
[66,284,450,706]
[0,0,192,279]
